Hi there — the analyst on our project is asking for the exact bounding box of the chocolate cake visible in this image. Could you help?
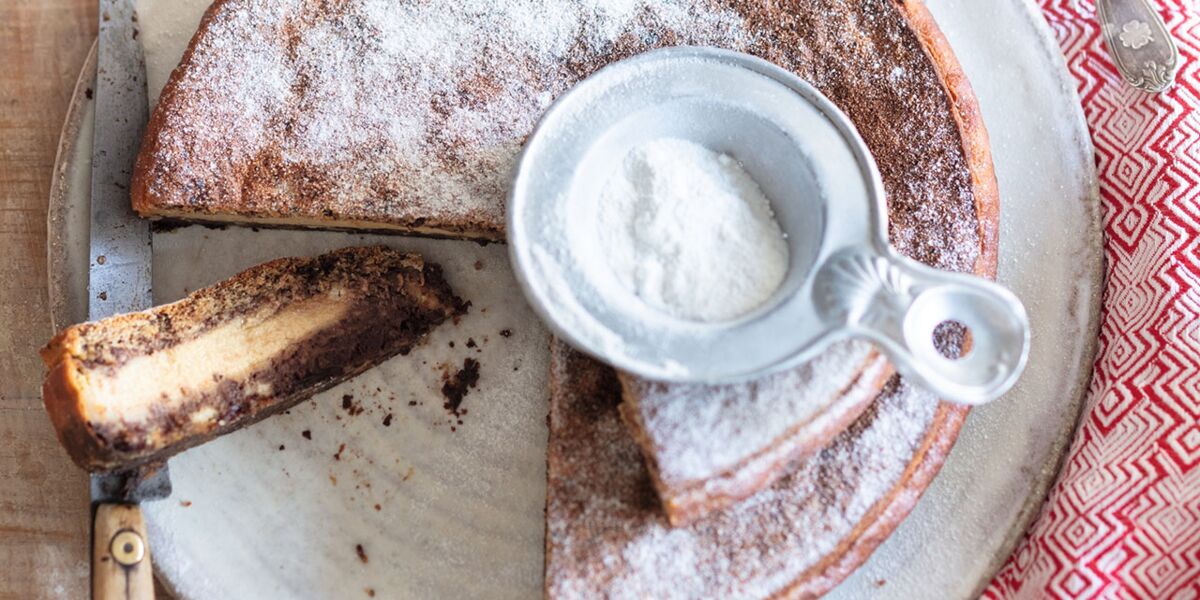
[546,0,998,594]
[613,0,998,526]
[41,246,465,471]
[130,0,998,247]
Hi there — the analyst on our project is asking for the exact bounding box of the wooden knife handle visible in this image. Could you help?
[93,504,155,600]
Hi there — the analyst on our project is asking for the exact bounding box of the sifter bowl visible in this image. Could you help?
[507,47,1029,405]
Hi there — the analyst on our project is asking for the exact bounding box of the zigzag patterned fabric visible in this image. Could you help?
[985,0,1200,597]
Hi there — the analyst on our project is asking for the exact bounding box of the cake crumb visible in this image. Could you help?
[441,358,481,417]
[356,544,369,564]
[179,500,192,507]
[302,430,312,440]
[342,394,364,416]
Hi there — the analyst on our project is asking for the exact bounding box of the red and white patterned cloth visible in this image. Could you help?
[985,1,1200,598]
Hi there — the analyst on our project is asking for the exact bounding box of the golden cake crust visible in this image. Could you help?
[129,0,507,240]
[130,0,993,254]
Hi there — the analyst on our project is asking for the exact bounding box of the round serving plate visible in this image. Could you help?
[48,0,1101,597]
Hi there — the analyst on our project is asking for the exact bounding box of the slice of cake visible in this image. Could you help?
[41,246,465,472]
[617,345,893,526]
[546,341,963,598]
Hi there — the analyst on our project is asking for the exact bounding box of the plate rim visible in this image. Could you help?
[966,0,1103,592]
[48,39,97,333]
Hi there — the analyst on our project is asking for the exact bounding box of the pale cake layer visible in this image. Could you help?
[77,297,346,424]
[41,246,465,471]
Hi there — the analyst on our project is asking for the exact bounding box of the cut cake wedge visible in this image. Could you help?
[41,246,465,471]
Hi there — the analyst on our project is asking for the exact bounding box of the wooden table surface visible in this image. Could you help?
[1,1,96,598]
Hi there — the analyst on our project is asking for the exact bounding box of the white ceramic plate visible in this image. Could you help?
[48,0,1101,597]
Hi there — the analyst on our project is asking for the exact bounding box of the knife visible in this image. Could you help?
[90,0,167,598]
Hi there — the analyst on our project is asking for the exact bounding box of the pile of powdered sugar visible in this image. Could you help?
[597,138,789,322]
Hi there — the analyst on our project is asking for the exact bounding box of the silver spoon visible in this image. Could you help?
[1097,0,1180,93]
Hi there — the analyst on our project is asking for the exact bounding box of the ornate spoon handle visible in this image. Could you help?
[1097,0,1180,93]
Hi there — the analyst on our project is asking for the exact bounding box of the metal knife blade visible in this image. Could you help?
[91,464,173,505]
[91,0,167,505]
[91,0,152,322]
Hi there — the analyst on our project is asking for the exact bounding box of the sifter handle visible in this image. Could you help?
[814,248,1030,405]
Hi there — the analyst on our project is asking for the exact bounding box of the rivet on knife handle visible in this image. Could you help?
[93,504,155,600]
[1097,0,1180,93]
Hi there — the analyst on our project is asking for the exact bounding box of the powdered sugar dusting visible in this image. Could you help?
[142,0,753,234]
[626,340,875,482]
[546,344,942,599]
